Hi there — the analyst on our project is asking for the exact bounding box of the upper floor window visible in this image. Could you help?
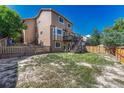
[68,24,71,28]
[58,16,64,24]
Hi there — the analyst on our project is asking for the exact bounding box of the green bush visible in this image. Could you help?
[101,32,124,47]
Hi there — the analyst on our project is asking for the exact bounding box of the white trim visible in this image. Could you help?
[53,27,64,41]
[55,27,57,40]
[54,27,63,36]
[57,27,63,36]
[55,41,61,48]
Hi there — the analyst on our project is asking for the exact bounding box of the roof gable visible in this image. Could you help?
[22,8,72,24]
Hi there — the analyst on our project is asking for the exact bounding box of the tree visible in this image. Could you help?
[104,18,124,32]
[101,31,124,55]
[86,28,101,46]
[112,18,124,32]
[102,18,124,47]
[101,32,124,47]
[0,6,26,41]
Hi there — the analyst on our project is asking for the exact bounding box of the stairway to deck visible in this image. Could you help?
[70,38,83,53]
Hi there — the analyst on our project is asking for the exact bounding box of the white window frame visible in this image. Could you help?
[57,28,63,36]
[55,27,63,36]
[53,27,63,40]
[58,16,64,25]
[55,41,61,48]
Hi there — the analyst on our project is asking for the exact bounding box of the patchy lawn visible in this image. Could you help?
[16,53,122,88]
[0,53,124,88]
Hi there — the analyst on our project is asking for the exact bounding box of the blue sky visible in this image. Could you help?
[7,5,124,35]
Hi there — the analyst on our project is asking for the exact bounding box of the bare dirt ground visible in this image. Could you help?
[96,54,124,88]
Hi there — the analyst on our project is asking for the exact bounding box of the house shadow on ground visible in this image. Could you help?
[0,58,19,88]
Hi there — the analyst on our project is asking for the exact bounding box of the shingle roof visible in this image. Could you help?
[22,8,72,24]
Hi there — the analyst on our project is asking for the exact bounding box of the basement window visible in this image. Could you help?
[55,42,61,48]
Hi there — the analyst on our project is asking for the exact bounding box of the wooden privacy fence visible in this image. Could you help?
[0,46,50,59]
[86,46,124,64]
[0,38,7,47]
[86,46,113,54]
[116,47,124,64]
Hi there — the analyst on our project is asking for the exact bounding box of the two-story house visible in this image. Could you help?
[22,8,82,52]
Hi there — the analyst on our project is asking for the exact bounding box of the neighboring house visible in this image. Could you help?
[22,8,83,52]
[83,35,91,42]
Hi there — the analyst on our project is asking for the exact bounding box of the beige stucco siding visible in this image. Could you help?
[36,11,51,46]
[51,12,72,32]
[50,12,73,52]
[22,9,74,52]
[23,19,36,44]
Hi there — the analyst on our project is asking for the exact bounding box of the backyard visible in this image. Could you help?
[1,5,124,89]
[0,52,124,88]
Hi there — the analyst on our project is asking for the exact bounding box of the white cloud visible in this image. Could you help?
[85,34,91,38]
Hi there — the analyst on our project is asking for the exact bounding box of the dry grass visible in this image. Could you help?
[16,53,116,88]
